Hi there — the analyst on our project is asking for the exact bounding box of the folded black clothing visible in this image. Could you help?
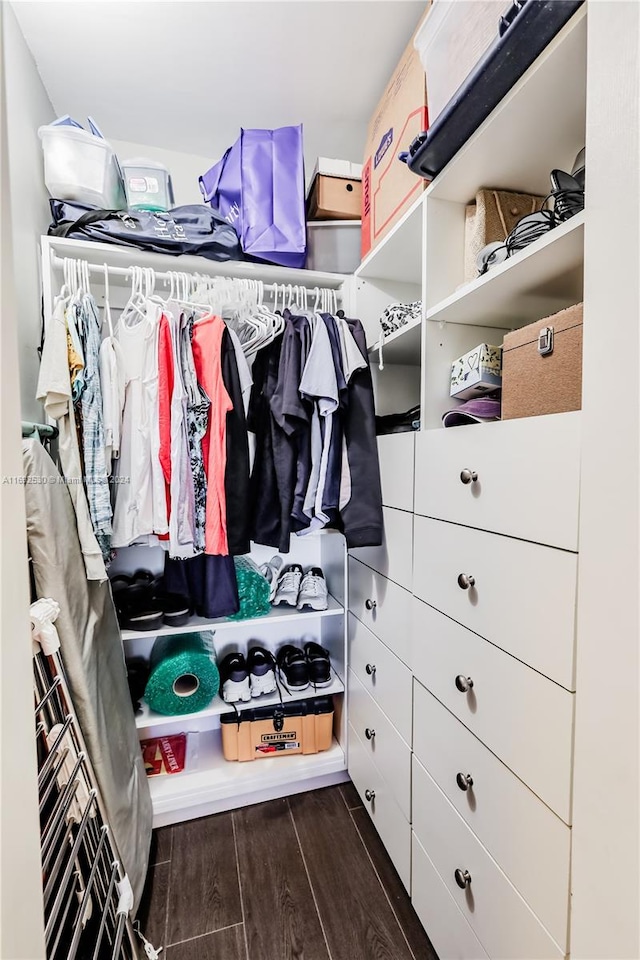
[376,405,421,435]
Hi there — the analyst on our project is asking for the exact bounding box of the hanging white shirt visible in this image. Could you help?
[99,335,126,475]
[112,302,166,547]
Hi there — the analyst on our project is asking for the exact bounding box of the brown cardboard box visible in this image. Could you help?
[361,12,429,261]
[307,174,362,220]
[502,303,583,420]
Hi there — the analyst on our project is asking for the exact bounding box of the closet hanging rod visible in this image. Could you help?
[49,252,344,299]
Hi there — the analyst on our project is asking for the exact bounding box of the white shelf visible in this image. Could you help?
[426,212,585,329]
[355,192,424,285]
[136,671,345,731]
[121,594,344,642]
[369,317,422,366]
[426,6,587,203]
[43,235,347,290]
[147,733,347,822]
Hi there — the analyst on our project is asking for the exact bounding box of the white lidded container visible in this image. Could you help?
[121,158,174,212]
[414,1,508,125]
[38,123,126,208]
[306,220,361,274]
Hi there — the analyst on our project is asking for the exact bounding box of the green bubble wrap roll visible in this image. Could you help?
[145,632,220,716]
[227,556,271,621]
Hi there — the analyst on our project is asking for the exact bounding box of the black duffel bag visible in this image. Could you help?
[49,200,244,262]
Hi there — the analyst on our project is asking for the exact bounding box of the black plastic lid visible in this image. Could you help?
[220,695,333,724]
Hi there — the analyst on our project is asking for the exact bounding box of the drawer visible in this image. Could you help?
[411,598,574,823]
[378,432,414,512]
[412,833,489,960]
[412,758,564,960]
[414,682,570,948]
[348,722,411,890]
[348,612,412,744]
[348,668,411,820]
[414,413,580,550]
[413,515,577,689]
[348,557,412,666]
[350,506,413,591]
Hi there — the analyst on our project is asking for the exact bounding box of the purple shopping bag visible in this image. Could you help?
[200,125,306,268]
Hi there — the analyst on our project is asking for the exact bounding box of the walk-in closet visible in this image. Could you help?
[1,2,639,959]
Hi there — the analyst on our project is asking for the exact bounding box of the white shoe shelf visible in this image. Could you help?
[109,531,350,826]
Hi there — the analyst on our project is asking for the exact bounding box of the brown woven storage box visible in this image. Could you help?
[464,188,546,282]
[502,303,583,420]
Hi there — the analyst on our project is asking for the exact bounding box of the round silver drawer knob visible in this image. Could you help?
[455,868,472,889]
[365,598,377,611]
[460,469,478,485]
[365,727,376,740]
[456,772,474,791]
[364,789,375,802]
[457,573,475,590]
[365,663,377,676]
[455,675,474,693]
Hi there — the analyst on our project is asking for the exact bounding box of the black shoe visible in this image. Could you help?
[277,644,309,692]
[219,652,251,703]
[246,647,277,698]
[154,591,192,627]
[304,641,332,687]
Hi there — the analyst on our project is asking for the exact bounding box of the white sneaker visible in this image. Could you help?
[297,567,329,611]
[259,555,284,602]
[273,564,303,606]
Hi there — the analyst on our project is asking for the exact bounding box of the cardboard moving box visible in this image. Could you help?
[307,175,362,220]
[361,19,429,261]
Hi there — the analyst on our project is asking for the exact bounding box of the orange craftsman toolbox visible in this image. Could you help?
[220,697,334,762]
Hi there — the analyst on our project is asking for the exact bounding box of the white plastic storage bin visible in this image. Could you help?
[414,1,508,124]
[121,158,174,212]
[38,124,126,208]
[306,221,361,274]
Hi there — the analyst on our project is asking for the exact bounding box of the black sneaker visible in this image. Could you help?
[304,641,332,687]
[276,645,309,692]
[246,646,277,698]
[219,652,251,703]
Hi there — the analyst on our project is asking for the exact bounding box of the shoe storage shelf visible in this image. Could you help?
[110,530,349,827]
[348,7,593,960]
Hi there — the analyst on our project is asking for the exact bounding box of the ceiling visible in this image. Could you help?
[12,1,426,169]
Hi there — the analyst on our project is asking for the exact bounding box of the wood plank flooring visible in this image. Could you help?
[137,783,438,960]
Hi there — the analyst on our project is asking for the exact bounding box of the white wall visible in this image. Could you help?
[0,6,46,957]
[570,2,640,957]
[111,138,213,207]
[3,2,55,421]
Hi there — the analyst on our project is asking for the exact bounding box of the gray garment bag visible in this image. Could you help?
[23,439,152,910]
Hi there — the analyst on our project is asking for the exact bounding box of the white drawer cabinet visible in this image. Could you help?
[348,612,412,744]
[412,833,489,960]
[412,758,564,960]
[413,681,571,948]
[411,598,574,823]
[348,668,411,820]
[413,515,578,689]
[348,723,411,890]
[350,506,413,591]
[414,413,580,550]
[348,557,412,666]
[377,432,415,512]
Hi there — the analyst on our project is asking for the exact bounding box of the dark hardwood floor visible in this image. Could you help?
[138,783,438,960]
